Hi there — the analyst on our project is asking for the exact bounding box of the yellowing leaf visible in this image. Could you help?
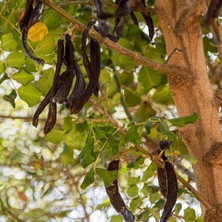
[28,22,48,42]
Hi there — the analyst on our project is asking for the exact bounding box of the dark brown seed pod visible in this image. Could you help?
[53,34,75,103]
[105,160,135,222]
[156,140,178,222]
[19,0,45,64]
[205,0,222,27]
[32,88,51,127]
[21,29,44,64]
[51,39,64,96]
[32,71,67,127]
[70,39,101,114]
[160,162,178,222]
[19,0,34,30]
[157,167,167,198]
[65,60,86,109]
[44,101,57,135]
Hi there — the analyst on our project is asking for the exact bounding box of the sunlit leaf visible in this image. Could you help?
[1,33,17,51]
[80,169,95,189]
[12,69,34,85]
[35,36,55,55]
[18,83,41,107]
[184,207,196,221]
[110,215,123,222]
[96,168,118,187]
[0,62,5,75]
[44,129,64,144]
[80,138,97,168]
[59,145,74,166]
[127,176,140,186]
[126,125,142,144]
[37,68,54,95]
[6,51,26,69]
[127,185,138,198]
[168,112,198,127]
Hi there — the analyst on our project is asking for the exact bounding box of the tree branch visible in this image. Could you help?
[43,0,190,76]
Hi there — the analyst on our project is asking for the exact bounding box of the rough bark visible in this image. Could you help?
[155,0,222,221]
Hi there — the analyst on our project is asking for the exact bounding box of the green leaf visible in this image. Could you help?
[184,207,196,221]
[127,157,145,169]
[0,62,5,75]
[138,67,163,93]
[185,156,199,164]
[12,69,34,85]
[125,125,142,144]
[142,163,156,181]
[1,33,17,51]
[150,192,159,204]
[79,138,97,168]
[124,88,141,107]
[6,51,26,69]
[44,129,64,144]
[37,68,54,96]
[96,168,118,187]
[101,136,120,159]
[18,83,41,107]
[35,37,55,55]
[65,129,88,149]
[80,169,95,189]
[174,203,182,214]
[99,69,111,84]
[152,85,174,105]
[0,73,8,84]
[130,196,141,212]
[112,51,137,71]
[118,72,134,86]
[3,89,16,108]
[168,112,198,127]
[127,185,138,198]
[59,145,74,167]
[110,215,123,222]
[158,120,176,141]
[93,126,107,140]
[128,176,140,186]
[135,102,156,121]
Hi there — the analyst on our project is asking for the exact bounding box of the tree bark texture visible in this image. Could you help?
[155,0,222,221]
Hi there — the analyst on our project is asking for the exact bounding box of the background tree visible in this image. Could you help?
[0,0,221,221]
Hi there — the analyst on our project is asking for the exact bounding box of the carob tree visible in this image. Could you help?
[13,0,221,222]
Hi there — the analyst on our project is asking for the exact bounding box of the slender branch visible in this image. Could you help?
[176,173,212,210]
[43,0,190,76]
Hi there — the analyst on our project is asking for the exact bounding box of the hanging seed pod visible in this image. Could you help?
[53,34,75,103]
[19,0,45,64]
[205,0,222,27]
[105,160,135,222]
[32,39,65,127]
[65,60,86,109]
[70,21,101,114]
[44,101,57,135]
[160,162,178,222]
[157,140,178,222]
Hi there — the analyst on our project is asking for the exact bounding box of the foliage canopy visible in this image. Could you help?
[0,0,221,221]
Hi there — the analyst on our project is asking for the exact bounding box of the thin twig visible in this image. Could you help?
[176,173,212,210]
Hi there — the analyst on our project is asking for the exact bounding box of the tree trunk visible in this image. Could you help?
[155,0,222,221]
